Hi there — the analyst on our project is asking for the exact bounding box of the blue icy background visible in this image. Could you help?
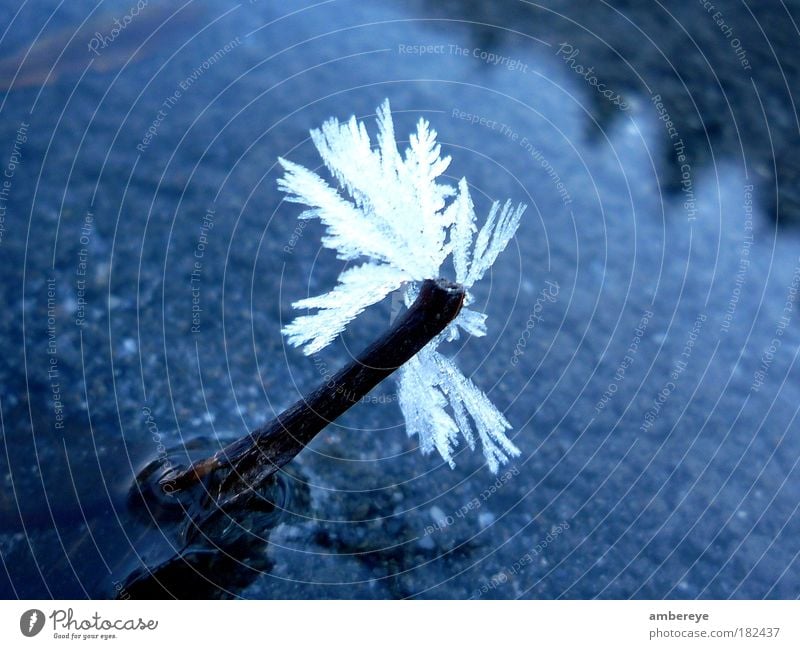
[1,0,799,598]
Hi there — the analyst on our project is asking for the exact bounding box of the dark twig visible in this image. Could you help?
[160,278,465,502]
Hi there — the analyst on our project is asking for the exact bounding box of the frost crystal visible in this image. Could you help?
[279,99,526,472]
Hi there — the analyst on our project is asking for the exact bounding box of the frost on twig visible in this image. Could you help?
[278,99,526,472]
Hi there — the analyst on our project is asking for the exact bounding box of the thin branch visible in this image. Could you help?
[159,278,465,503]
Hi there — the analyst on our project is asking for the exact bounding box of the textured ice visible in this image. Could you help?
[279,99,526,471]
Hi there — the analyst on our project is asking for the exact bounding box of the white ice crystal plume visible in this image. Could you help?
[278,100,454,354]
[397,177,526,472]
[279,99,526,472]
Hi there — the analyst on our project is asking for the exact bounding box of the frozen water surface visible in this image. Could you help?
[0,0,798,598]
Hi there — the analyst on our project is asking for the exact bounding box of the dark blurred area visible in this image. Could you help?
[417,0,800,222]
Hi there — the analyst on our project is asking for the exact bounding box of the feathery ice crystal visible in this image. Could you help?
[278,99,526,472]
